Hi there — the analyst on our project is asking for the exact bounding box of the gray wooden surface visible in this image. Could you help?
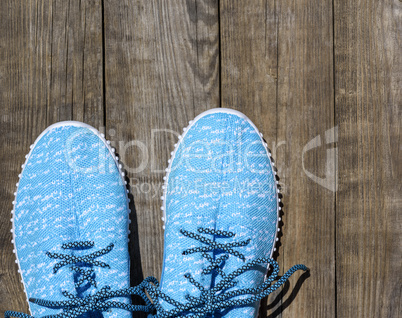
[0,1,400,317]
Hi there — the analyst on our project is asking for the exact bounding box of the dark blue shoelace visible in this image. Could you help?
[144,227,308,318]
[46,241,113,288]
[4,285,155,318]
[5,241,154,318]
[6,230,307,318]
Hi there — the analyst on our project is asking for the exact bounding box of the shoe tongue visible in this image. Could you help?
[209,227,251,287]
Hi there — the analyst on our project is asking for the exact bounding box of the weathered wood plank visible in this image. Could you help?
[1,1,401,317]
[275,1,336,317]
[220,0,278,139]
[334,0,401,317]
[0,0,103,315]
[221,0,336,317]
[103,1,220,308]
[48,0,104,126]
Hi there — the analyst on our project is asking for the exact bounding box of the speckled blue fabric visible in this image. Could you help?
[13,123,131,318]
[160,110,278,317]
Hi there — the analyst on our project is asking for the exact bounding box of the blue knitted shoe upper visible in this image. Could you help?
[160,110,279,317]
[12,123,131,318]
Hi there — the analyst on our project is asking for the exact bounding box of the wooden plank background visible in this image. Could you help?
[0,1,400,317]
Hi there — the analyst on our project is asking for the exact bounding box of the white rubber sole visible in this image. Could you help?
[10,121,131,314]
[160,107,282,264]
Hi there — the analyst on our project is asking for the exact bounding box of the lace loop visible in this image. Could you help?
[143,227,308,317]
[5,285,155,318]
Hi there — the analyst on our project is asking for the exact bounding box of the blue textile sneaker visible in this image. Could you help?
[147,108,307,317]
[5,122,152,318]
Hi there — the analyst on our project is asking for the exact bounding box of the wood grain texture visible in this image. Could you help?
[0,0,103,315]
[103,0,219,307]
[0,0,401,317]
[220,0,278,137]
[275,0,336,316]
[334,0,402,317]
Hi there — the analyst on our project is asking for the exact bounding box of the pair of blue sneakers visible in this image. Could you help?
[6,108,307,318]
